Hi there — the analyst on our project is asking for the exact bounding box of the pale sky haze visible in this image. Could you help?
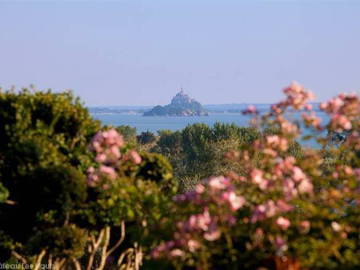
[0,0,359,106]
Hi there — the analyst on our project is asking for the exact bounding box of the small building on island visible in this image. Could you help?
[143,89,209,116]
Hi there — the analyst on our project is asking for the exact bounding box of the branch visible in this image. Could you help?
[72,258,82,270]
[56,258,66,270]
[33,250,47,270]
[97,227,111,270]
[134,244,143,270]
[86,229,105,270]
[106,221,126,257]
[5,200,16,205]
[11,251,27,264]
[117,248,133,268]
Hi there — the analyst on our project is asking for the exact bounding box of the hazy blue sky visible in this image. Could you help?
[1,0,359,106]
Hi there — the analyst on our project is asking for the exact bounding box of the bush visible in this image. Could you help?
[0,88,100,263]
[151,83,360,270]
[0,88,176,268]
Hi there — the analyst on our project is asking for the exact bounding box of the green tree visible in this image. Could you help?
[153,123,260,191]
[0,88,100,263]
[116,125,137,144]
[137,131,157,145]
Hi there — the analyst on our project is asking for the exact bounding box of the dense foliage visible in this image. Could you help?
[1,83,360,270]
[0,88,175,269]
[151,83,360,270]
[0,88,100,264]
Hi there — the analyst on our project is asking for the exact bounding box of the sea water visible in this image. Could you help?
[93,111,328,145]
[91,113,252,133]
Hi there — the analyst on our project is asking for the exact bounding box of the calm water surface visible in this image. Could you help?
[92,114,252,133]
[92,112,330,148]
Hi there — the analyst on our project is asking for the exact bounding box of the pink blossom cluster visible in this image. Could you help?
[90,129,124,164]
[87,129,142,187]
[153,177,245,259]
[151,208,222,259]
[302,111,322,130]
[250,199,292,223]
[269,82,315,116]
[278,117,299,136]
[344,131,360,150]
[248,156,313,199]
[251,135,290,159]
[331,165,360,183]
[266,135,289,152]
[175,176,245,211]
[152,84,360,266]
[320,93,360,132]
[281,82,315,110]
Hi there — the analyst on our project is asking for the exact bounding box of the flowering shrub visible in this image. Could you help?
[152,83,360,269]
[72,128,176,270]
[1,84,359,270]
[0,89,176,269]
[0,88,100,266]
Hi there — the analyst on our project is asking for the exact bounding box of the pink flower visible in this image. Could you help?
[99,165,117,180]
[169,249,184,258]
[263,148,277,157]
[292,167,307,182]
[87,173,99,186]
[331,114,352,131]
[274,236,288,254]
[103,129,124,146]
[209,176,230,190]
[128,150,142,164]
[222,191,245,211]
[87,166,95,174]
[319,102,327,110]
[331,221,342,232]
[151,241,176,258]
[354,168,360,180]
[298,179,313,194]
[280,120,299,135]
[204,228,221,241]
[276,200,293,213]
[251,200,277,223]
[320,97,344,113]
[197,210,211,231]
[266,135,288,151]
[343,166,353,175]
[195,184,205,194]
[110,145,121,159]
[299,220,311,233]
[95,153,107,163]
[271,104,282,114]
[187,240,200,252]
[302,112,322,129]
[282,82,315,110]
[276,216,291,230]
[251,169,269,190]
[283,178,298,199]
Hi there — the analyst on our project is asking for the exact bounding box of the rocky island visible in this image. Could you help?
[143,90,209,116]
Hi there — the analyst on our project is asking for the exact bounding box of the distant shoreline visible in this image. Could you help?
[89,102,322,116]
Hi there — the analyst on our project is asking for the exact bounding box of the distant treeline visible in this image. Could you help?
[115,123,302,191]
